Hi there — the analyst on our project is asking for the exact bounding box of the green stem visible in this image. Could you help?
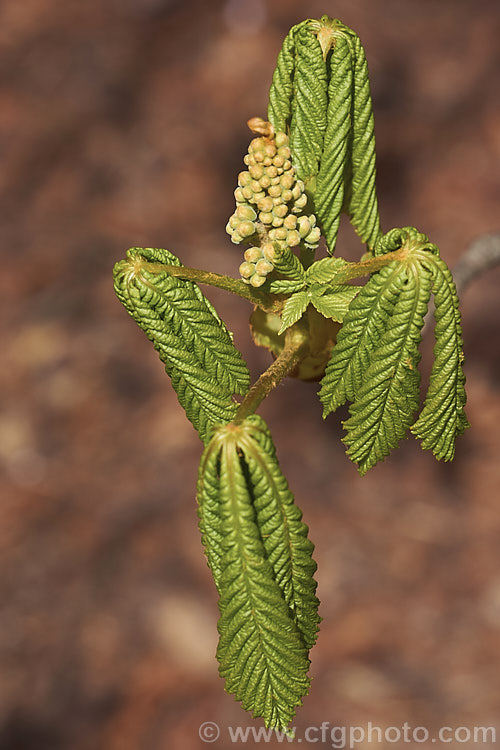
[139,261,283,313]
[333,248,407,283]
[234,325,308,423]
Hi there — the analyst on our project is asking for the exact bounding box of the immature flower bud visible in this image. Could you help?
[282,159,292,171]
[236,204,257,221]
[229,214,240,229]
[234,187,245,202]
[305,226,321,245]
[255,259,274,276]
[250,137,266,152]
[244,247,262,262]
[275,132,289,148]
[238,220,256,238]
[272,204,288,218]
[270,227,287,241]
[231,231,243,244]
[242,186,253,201]
[261,242,276,262]
[297,216,312,237]
[294,193,308,210]
[238,171,252,187]
[277,146,291,159]
[250,273,266,287]
[249,164,265,180]
[268,185,282,198]
[264,142,277,158]
[272,216,284,227]
[273,155,285,168]
[239,261,255,278]
[282,189,293,203]
[287,230,301,247]
[259,211,273,225]
[266,166,278,179]
[280,174,294,190]
[257,196,274,212]
[259,175,271,189]
[247,117,274,137]
[284,214,297,229]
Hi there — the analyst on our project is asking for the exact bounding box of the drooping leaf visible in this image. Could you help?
[314,34,353,253]
[113,247,250,443]
[319,262,406,416]
[240,416,320,649]
[345,33,381,250]
[289,26,328,183]
[411,256,469,460]
[343,264,432,474]
[197,418,318,730]
[268,20,311,133]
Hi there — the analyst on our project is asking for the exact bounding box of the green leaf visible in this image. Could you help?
[272,243,306,282]
[319,262,406,416]
[314,34,353,254]
[411,256,469,460]
[113,247,250,444]
[289,26,328,183]
[310,285,360,322]
[197,418,319,730]
[240,416,320,649]
[279,291,309,334]
[268,279,305,294]
[268,20,311,133]
[344,33,381,250]
[343,264,432,474]
[305,256,347,286]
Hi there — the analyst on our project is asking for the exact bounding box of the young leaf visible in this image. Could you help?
[268,279,306,294]
[197,423,315,730]
[113,247,250,443]
[345,33,381,250]
[305,256,347,286]
[279,291,309,334]
[314,34,353,253]
[289,25,328,183]
[268,20,311,133]
[310,285,361,322]
[343,264,432,474]
[272,243,306,282]
[240,416,320,649]
[319,262,406,416]
[411,256,469,460]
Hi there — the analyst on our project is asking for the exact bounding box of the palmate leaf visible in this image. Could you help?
[411,256,469,460]
[196,417,319,730]
[113,247,250,444]
[343,263,432,474]
[319,261,407,415]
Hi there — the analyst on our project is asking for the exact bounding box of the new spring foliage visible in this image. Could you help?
[197,416,319,730]
[268,16,381,253]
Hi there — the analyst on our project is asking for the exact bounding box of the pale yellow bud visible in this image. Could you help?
[239,261,255,278]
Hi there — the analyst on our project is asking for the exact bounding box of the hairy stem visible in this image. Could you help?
[139,261,283,313]
[234,325,309,422]
[333,248,407,283]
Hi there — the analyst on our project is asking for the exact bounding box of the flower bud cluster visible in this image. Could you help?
[226,125,321,286]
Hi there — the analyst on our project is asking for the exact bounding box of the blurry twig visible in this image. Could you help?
[452,233,500,295]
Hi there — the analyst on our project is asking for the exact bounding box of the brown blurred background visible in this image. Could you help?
[1,1,499,748]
